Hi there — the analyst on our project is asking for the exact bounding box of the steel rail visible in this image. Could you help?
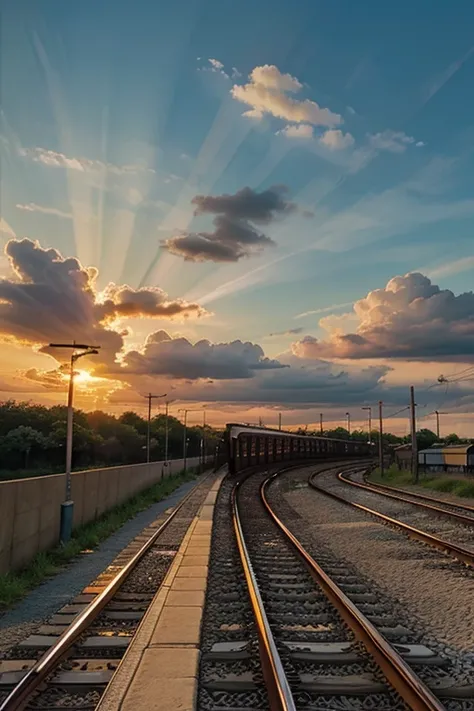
[308,469,474,568]
[339,470,474,526]
[362,474,474,515]
[1,470,218,711]
[262,467,446,711]
[231,477,297,711]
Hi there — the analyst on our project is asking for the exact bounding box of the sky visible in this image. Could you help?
[1,0,474,436]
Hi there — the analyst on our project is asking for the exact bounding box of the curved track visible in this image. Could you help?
[0,471,218,711]
[232,464,446,710]
[342,470,474,527]
[309,467,474,568]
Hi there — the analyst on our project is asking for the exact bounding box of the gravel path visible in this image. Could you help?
[279,467,474,655]
[0,475,204,651]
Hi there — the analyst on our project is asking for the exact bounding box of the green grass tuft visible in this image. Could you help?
[369,465,474,500]
[0,467,199,612]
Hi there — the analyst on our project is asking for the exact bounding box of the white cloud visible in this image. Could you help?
[209,58,224,70]
[16,203,72,219]
[293,272,474,359]
[319,129,355,151]
[416,141,425,148]
[231,64,343,127]
[278,124,314,139]
[367,130,415,154]
[294,301,354,319]
[20,146,155,176]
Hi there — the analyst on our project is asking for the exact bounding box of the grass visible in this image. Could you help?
[0,467,199,612]
[369,464,474,499]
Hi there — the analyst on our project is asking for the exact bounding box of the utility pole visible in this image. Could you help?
[49,342,100,543]
[434,410,447,440]
[319,413,323,434]
[378,400,384,477]
[278,412,282,430]
[178,409,188,472]
[164,401,170,464]
[362,406,372,444]
[144,393,167,463]
[345,412,351,436]
[410,385,418,483]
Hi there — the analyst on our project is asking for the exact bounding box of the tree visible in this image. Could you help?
[444,433,461,445]
[1,425,47,468]
[415,428,438,451]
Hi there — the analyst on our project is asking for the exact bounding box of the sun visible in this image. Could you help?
[74,369,97,385]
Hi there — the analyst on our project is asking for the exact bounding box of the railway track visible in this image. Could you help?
[310,466,474,568]
[199,463,473,711]
[0,471,219,711]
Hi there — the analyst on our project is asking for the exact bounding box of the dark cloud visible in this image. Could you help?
[293,272,474,359]
[162,185,296,262]
[0,239,208,365]
[122,330,287,379]
[268,327,304,337]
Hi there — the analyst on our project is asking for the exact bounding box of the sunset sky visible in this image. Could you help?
[1,0,474,436]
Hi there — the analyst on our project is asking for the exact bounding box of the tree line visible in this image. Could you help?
[0,401,223,478]
[296,426,468,451]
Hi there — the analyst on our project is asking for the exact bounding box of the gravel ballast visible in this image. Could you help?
[275,466,474,655]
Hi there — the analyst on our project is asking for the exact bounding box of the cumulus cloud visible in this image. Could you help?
[231,65,343,127]
[162,185,296,263]
[293,272,474,359]
[20,146,154,176]
[16,203,72,219]
[98,283,207,320]
[122,330,287,380]
[0,239,208,365]
[278,124,314,139]
[319,129,355,151]
[367,130,415,154]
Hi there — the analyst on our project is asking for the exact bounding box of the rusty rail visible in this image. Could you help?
[263,467,445,711]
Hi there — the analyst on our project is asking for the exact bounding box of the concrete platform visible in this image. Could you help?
[96,475,224,711]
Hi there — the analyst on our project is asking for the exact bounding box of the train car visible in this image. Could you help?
[225,423,372,474]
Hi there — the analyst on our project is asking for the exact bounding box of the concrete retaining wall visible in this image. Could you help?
[0,457,202,574]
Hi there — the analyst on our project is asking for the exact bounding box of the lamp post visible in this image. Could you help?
[144,393,167,463]
[345,412,351,436]
[319,413,323,435]
[362,406,372,444]
[378,400,384,477]
[49,342,100,543]
[178,407,206,472]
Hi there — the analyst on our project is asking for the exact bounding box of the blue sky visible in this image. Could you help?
[1,0,474,433]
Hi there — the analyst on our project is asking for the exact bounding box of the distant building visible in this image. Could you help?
[418,444,474,474]
[394,444,412,471]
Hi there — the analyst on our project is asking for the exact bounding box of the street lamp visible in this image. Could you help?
[362,406,372,444]
[178,407,206,472]
[49,342,100,543]
[345,412,351,436]
[143,393,167,463]
[434,410,448,440]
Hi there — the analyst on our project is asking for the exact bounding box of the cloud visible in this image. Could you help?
[293,272,474,359]
[231,64,343,127]
[209,58,224,70]
[16,203,72,219]
[278,124,314,139]
[122,330,287,380]
[425,256,474,279]
[268,327,304,337]
[20,146,154,176]
[162,185,296,263]
[98,284,207,320]
[367,130,415,153]
[0,218,16,240]
[0,239,207,365]
[319,129,355,151]
[294,302,354,319]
